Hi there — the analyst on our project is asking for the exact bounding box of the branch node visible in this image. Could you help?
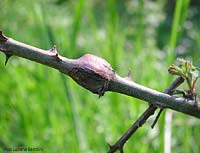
[0,31,8,42]
[49,45,61,61]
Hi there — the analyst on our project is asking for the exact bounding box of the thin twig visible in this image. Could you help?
[108,105,157,153]
[151,108,163,129]
[108,77,184,153]
[151,76,185,128]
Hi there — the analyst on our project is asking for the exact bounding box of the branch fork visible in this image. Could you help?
[107,77,184,153]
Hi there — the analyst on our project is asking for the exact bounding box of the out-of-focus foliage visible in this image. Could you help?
[0,0,200,153]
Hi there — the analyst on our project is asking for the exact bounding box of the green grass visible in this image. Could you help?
[0,0,200,153]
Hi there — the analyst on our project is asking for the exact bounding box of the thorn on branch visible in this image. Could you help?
[107,143,124,153]
[125,70,131,80]
[151,108,163,129]
[107,143,112,148]
[49,45,61,61]
[119,147,124,153]
[0,31,8,42]
[99,79,109,98]
[4,53,12,66]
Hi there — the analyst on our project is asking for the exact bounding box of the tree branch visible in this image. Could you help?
[108,77,184,153]
[0,31,200,118]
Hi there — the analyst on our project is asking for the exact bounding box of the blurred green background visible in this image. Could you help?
[0,0,200,153]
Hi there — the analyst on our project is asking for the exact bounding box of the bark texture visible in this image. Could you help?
[0,31,200,118]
